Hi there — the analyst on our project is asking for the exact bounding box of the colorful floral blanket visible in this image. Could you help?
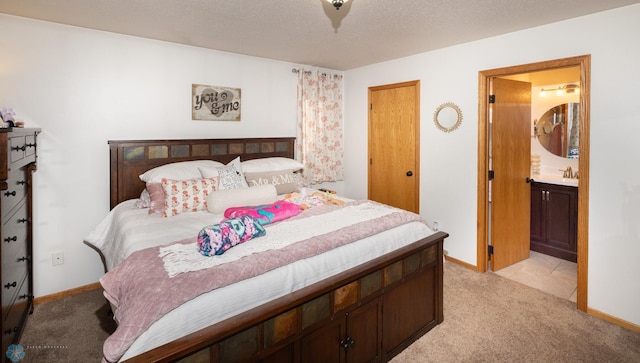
[284,190,345,209]
[197,215,266,256]
[99,200,426,363]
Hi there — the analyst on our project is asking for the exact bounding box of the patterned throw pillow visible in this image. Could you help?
[199,157,248,190]
[161,177,219,217]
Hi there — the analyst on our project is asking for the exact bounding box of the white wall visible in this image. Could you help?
[0,15,303,297]
[344,4,640,326]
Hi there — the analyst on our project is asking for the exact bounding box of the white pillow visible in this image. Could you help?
[206,184,277,214]
[140,160,224,183]
[240,157,304,173]
[199,157,248,190]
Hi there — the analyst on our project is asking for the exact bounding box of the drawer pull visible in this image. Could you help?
[3,236,17,243]
[17,180,27,185]
[18,256,30,262]
[17,218,29,223]
[12,145,26,152]
[19,294,31,300]
[4,190,16,197]
[4,281,17,289]
[4,327,18,335]
[340,336,356,351]
[26,143,37,148]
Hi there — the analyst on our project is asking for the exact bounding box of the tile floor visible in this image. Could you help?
[493,250,577,302]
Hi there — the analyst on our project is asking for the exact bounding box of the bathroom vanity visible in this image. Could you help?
[530,178,578,262]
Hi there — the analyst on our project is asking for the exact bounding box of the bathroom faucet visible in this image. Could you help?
[560,166,577,179]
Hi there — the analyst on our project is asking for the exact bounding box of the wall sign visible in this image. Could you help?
[192,84,241,121]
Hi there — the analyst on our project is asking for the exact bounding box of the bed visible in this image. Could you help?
[86,137,448,363]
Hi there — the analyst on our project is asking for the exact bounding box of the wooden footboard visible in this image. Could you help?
[123,231,447,363]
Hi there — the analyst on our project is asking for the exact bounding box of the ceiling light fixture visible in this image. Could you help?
[539,84,580,97]
[327,0,347,10]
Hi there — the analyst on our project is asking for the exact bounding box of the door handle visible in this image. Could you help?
[526,177,534,183]
[406,171,413,177]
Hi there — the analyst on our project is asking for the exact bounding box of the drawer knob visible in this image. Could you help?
[12,145,26,152]
[4,190,16,197]
[4,281,17,289]
[340,336,356,351]
[3,236,17,243]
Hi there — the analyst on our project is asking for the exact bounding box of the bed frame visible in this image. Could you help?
[107,137,447,363]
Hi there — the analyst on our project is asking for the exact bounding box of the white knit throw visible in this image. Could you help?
[159,202,395,277]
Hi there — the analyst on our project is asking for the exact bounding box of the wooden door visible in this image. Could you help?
[346,299,381,362]
[490,78,531,271]
[545,184,578,261]
[368,81,420,213]
[300,319,345,363]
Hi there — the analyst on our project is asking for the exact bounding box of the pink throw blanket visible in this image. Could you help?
[100,201,426,362]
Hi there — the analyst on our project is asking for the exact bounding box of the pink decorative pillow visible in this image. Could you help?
[161,177,219,217]
[147,182,166,215]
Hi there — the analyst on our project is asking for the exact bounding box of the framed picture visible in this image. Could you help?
[192,84,241,121]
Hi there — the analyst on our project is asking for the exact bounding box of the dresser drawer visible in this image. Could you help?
[8,133,37,171]
[2,275,29,340]
[1,203,29,312]
[1,171,28,219]
[2,202,29,248]
[0,132,7,181]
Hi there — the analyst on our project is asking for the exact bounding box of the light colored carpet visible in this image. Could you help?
[18,261,640,362]
[392,262,640,362]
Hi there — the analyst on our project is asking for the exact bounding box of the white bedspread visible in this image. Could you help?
[85,198,435,361]
[85,200,223,271]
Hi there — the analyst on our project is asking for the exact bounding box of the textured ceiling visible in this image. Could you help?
[1,0,638,70]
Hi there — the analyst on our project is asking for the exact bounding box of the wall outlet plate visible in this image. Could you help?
[52,251,64,266]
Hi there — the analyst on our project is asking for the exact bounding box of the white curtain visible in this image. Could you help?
[295,69,344,184]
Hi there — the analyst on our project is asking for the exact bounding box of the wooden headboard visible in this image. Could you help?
[108,137,296,209]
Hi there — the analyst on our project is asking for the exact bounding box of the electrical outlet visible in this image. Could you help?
[52,251,64,266]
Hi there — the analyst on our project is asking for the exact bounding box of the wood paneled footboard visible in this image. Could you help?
[123,231,447,363]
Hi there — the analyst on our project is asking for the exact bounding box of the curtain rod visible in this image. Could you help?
[291,68,342,79]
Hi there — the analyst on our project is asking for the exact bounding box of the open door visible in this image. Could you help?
[490,77,532,271]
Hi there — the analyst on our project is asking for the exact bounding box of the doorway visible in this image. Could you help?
[368,81,420,213]
[477,55,591,311]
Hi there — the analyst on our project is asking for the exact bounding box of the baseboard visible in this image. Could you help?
[588,307,640,334]
[33,282,102,305]
[444,255,477,271]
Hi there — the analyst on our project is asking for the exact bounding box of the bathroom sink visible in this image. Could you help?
[533,174,578,187]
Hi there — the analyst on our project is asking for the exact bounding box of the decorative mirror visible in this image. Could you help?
[535,103,579,159]
[434,102,463,133]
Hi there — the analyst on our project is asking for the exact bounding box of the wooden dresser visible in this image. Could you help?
[1,127,40,354]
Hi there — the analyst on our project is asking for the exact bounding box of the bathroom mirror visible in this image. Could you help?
[434,102,463,133]
[535,103,579,158]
